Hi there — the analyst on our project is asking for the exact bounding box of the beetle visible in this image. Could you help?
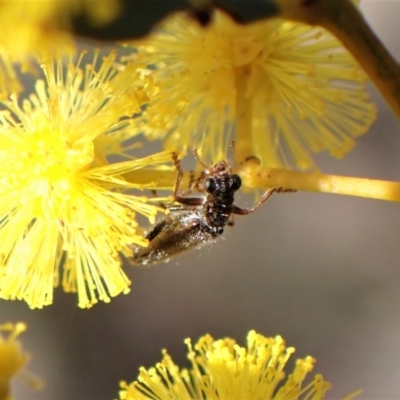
[129,144,294,266]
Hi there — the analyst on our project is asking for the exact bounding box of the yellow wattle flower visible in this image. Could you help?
[119,330,353,400]
[0,50,173,309]
[0,322,40,400]
[127,10,376,171]
[0,0,120,56]
[0,0,121,100]
[0,53,22,103]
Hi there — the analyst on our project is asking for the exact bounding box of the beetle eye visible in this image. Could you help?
[231,174,241,191]
[204,177,217,193]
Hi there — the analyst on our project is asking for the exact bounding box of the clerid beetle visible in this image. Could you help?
[130,143,294,266]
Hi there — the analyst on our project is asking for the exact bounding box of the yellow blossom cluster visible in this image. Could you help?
[119,330,351,400]
[0,322,39,400]
[0,0,120,57]
[0,0,121,100]
[126,10,376,170]
[0,50,174,309]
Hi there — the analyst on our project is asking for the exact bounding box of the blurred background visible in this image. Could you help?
[4,1,400,399]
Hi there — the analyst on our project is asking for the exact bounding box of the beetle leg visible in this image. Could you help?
[171,152,205,207]
[233,187,296,215]
[180,170,196,196]
[171,152,184,199]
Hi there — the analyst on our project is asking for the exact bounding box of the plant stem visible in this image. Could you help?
[122,169,181,190]
[239,162,400,202]
[123,166,400,203]
[235,68,254,163]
